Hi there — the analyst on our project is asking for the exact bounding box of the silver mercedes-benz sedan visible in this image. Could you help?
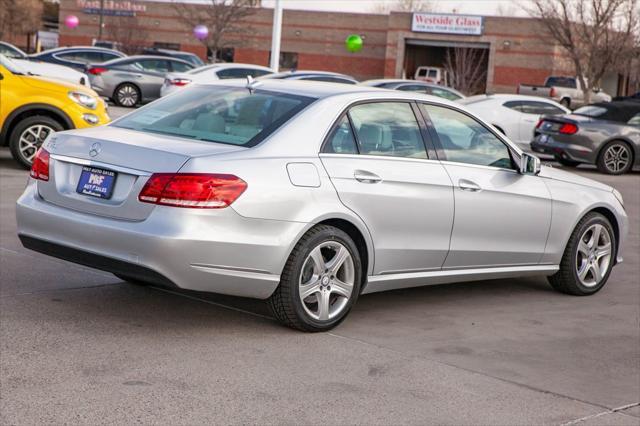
[16,80,628,332]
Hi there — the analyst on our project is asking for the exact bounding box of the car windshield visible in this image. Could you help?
[0,54,27,75]
[112,85,316,147]
[573,105,608,117]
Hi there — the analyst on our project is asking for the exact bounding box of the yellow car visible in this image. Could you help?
[0,54,110,168]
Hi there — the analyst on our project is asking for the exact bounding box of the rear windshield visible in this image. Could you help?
[545,77,576,88]
[113,86,315,147]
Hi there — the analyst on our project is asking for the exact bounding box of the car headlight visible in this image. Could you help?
[612,189,624,207]
[68,91,97,110]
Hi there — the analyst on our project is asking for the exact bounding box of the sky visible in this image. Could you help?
[259,0,535,16]
[152,0,535,17]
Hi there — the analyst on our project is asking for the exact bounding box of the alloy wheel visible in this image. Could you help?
[117,85,138,107]
[575,223,612,287]
[19,124,53,164]
[603,144,630,173]
[298,241,355,321]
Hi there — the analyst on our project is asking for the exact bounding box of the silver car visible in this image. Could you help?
[17,80,628,332]
[88,55,195,107]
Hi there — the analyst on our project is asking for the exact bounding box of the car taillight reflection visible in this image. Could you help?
[139,173,247,208]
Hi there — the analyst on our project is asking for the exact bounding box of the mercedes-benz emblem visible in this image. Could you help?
[89,142,102,157]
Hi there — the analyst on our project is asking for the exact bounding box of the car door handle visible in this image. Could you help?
[354,170,382,183]
[458,179,481,192]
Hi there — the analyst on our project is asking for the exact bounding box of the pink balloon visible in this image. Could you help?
[65,15,79,29]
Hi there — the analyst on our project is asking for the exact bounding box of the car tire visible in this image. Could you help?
[560,98,571,109]
[268,225,363,332]
[548,212,615,296]
[557,158,580,167]
[9,115,64,169]
[113,273,149,286]
[596,140,633,175]
[114,83,140,107]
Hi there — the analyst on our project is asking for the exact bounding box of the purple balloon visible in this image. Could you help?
[65,15,79,29]
[193,25,209,41]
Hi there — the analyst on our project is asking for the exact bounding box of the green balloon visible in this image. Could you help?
[345,34,363,53]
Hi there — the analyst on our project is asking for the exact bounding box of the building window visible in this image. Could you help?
[269,51,298,70]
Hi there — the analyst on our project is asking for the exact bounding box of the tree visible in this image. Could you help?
[0,0,42,40]
[171,0,259,62]
[104,15,148,55]
[443,47,488,95]
[530,0,639,103]
[373,0,436,14]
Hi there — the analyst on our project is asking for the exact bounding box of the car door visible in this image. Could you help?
[418,103,552,269]
[319,101,454,275]
[516,101,567,143]
[135,59,170,99]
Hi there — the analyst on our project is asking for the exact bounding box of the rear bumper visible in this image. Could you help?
[16,181,308,299]
[530,134,598,164]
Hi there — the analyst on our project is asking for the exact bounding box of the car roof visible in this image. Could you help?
[103,55,193,65]
[193,78,460,103]
[32,46,124,55]
[461,94,566,104]
[262,70,355,79]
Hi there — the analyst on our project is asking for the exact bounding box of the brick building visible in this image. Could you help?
[58,0,631,95]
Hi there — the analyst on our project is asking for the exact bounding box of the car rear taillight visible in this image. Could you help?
[30,148,50,181]
[88,67,107,75]
[558,123,578,134]
[166,78,191,86]
[138,173,247,208]
[550,87,556,97]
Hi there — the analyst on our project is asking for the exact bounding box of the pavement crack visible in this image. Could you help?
[560,402,640,425]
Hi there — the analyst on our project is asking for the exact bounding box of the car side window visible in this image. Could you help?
[102,52,121,62]
[503,100,524,112]
[217,68,245,79]
[429,87,462,101]
[251,69,272,77]
[171,61,192,72]
[420,104,514,169]
[323,115,358,154]
[136,60,170,73]
[348,102,427,159]
[397,84,427,93]
[520,101,566,115]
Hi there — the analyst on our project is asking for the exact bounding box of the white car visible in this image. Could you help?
[460,94,570,151]
[13,58,91,88]
[160,63,273,97]
[0,42,91,88]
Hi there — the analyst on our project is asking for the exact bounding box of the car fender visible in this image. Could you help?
[1,103,74,144]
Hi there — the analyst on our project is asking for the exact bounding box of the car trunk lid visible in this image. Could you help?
[38,126,246,221]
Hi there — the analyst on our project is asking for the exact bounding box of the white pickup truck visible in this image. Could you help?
[517,76,611,109]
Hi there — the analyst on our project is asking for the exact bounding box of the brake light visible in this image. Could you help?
[550,87,556,98]
[138,173,247,208]
[88,67,107,75]
[558,123,578,134]
[30,148,50,181]
[166,78,191,86]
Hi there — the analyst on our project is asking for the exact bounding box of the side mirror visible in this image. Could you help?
[520,152,541,175]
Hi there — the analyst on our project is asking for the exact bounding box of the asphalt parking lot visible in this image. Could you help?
[0,108,638,424]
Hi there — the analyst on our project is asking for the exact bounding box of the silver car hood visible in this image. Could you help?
[538,165,612,192]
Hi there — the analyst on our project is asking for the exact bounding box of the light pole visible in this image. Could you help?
[269,0,283,72]
[98,0,104,41]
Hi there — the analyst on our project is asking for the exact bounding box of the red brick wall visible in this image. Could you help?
[493,66,551,87]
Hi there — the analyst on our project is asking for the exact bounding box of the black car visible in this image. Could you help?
[28,46,125,71]
[258,70,358,84]
[141,48,205,68]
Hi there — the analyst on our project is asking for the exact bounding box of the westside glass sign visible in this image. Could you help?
[411,13,484,36]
